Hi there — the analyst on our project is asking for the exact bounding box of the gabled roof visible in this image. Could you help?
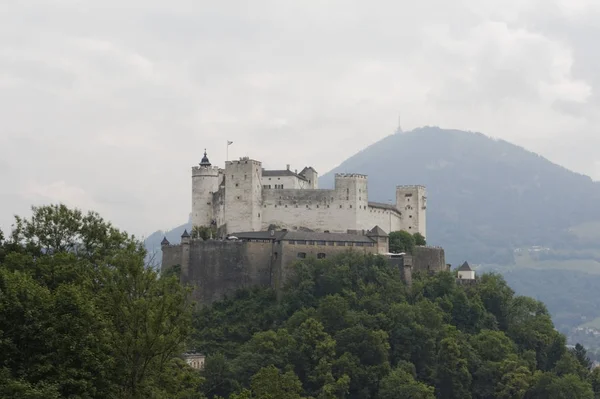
[367,225,388,237]
[457,261,472,271]
[161,237,170,245]
[299,166,317,175]
[368,202,401,213]
[262,169,308,181]
[181,229,190,238]
[230,230,375,243]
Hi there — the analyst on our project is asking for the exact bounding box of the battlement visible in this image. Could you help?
[396,185,426,189]
[226,158,262,167]
[192,165,220,176]
[335,173,368,179]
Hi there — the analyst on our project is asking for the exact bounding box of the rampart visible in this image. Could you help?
[412,246,448,273]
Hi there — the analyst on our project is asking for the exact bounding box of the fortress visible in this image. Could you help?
[161,151,447,305]
[191,150,426,237]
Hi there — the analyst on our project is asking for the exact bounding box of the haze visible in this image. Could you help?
[1,0,599,236]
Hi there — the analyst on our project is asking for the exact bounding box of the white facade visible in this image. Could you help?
[191,154,427,237]
[458,270,475,280]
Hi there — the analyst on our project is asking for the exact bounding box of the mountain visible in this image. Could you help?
[320,126,600,266]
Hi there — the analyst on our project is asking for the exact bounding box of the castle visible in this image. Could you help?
[161,151,446,305]
[191,151,426,237]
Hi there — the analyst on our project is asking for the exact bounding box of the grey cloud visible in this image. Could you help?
[1,0,600,236]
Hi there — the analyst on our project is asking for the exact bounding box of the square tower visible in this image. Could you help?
[396,185,427,238]
[224,157,263,233]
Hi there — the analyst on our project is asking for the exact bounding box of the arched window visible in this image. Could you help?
[297,252,307,259]
[317,253,326,259]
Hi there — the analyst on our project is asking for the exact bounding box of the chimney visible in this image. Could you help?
[286,164,290,170]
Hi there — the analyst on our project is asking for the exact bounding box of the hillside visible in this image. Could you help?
[320,126,600,266]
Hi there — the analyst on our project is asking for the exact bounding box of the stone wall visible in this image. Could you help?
[182,240,273,304]
[161,245,183,274]
[412,246,447,273]
[277,241,378,290]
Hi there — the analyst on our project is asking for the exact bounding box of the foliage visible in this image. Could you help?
[192,225,217,240]
[190,252,594,399]
[0,205,199,399]
[388,230,415,254]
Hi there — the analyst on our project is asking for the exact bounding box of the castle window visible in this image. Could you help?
[355,242,364,247]
[336,242,346,246]
[327,205,330,208]
[350,205,352,208]
[405,193,413,197]
[317,253,326,259]
[269,178,271,180]
[296,240,306,245]
[327,241,334,246]
[317,240,326,245]
[409,215,412,218]
[258,213,260,217]
[346,188,349,194]
[235,183,239,187]
[307,241,315,245]
[408,226,412,229]
[346,196,349,200]
[273,252,278,260]
[339,205,343,209]
[297,252,307,259]
[275,205,277,208]
[288,240,295,244]
[244,174,247,180]
[306,205,309,208]
[316,205,319,208]
[236,196,241,200]
[285,205,288,208]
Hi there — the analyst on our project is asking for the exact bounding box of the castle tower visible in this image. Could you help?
[396,185,427,237]
[180,229,191,281]
[334,173,368,231]
[224,157,263,233]
[191,150,220,228]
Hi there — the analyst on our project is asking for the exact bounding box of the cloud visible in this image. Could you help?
[1,0,600,236]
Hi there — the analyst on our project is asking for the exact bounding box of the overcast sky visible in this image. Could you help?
[1,0,599,237]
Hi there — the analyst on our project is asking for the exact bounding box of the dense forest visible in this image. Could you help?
[2,205,600,398]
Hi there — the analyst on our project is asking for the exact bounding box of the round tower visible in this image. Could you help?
[191,150,220,229]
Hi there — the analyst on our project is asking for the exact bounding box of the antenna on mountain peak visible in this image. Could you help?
[396,112,403,134]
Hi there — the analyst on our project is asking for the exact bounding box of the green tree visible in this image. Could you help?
[0,204,195,399]
[388,231,415,254]
[250,365,304,399]
[99,249,194,398]
[435,337,472,399]
[192,225,217,240]
[570,343,592,371]
[378,367,435,399]
[413,232,426,246]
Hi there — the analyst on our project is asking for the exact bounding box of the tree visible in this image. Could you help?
[435,337,472,399]
[570,344,592,371]
[0,204,195,399]
[413,232,426,246]
[191,225,217,240]
[100,249,193,398]
[378,367,435,399]
[388,231,415,254]
[250,366,304,399]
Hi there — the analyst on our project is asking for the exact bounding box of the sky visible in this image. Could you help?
[1,0,599,237]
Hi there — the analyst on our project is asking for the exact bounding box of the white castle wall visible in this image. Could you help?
[396,185,427,237]
[223,159,263,233]
[363,206,403,234]
[262,174,306,189]
[191,166,220,228]
[190,156,427,237]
